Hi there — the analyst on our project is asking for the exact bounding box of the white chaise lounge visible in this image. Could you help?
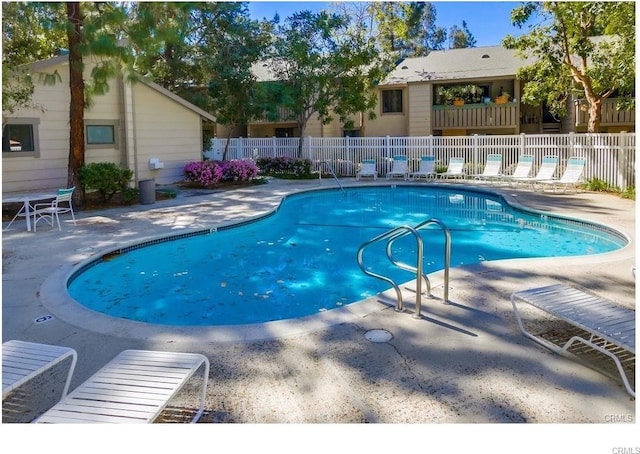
[35,349,210,423]
[3,340,77,401]
[386,155,409,180]
[511,284,635,397]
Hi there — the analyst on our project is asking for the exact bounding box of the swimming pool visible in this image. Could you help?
[67,186,627,326]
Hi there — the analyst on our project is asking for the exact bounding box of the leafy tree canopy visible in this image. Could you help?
[267,10,384,154]
[503,1,635,132]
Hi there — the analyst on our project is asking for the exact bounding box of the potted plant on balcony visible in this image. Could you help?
[494,91,510,104]
[438,85,468,106]
[467,84,483,104]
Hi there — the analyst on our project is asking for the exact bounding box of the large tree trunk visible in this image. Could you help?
[587,98,602,133]
[67,2,85,207]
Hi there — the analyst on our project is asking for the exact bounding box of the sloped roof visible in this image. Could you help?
[382,45,532,85]
[28,55,216,122]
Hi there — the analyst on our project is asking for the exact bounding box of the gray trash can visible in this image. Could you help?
[139,179,156,205]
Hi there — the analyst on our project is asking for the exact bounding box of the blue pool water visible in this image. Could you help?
[68,187,626,326]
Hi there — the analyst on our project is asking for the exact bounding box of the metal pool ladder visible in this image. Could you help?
[356,219,451,318]
[318,161,344,191]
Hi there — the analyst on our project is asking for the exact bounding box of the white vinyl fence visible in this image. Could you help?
[205,133,635,191]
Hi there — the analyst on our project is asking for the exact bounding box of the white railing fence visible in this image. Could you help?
[205,133,635,190]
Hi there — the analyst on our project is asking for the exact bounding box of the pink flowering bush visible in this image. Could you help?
[184,160,259,187]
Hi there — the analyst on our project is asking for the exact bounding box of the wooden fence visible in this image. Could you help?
[205,133,635,191]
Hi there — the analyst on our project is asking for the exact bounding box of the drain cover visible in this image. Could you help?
[365,329,393,343]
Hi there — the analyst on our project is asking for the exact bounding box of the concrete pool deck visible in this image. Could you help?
[1,178,636,446]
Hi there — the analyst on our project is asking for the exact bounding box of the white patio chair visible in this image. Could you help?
[409,156,436,180]
[356,160,377,180]
[513,155,559,188]
[500,154,534,185]
[32,187,76,232]
[534,157,587,193]
[386,155,409,180]
[436,157,465,180]
[470,154,502,183]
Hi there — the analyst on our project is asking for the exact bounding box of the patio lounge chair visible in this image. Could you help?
[409,156,436,180]
[356,159,377,180]
[470,154,503,183]
[32,187,76,232]
[3,340,77,402]
[511,155,558,188]
[437,157,466,180]
[534,157,587,193]
[512,284,635,397]
[35,349,210,423]
[386,155,409,180]
[500,154,534,184]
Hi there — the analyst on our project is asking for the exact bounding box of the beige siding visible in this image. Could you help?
[3,58,208,192]
[366,112,408,137]
[407,83,432,136]
[3,60,73,191]
[131,82,202,184]
[364,87,408,137]
[303,112,324,137]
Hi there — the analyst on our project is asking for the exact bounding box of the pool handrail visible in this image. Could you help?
[357,219,451,318]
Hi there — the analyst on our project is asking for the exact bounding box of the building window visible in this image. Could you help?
[85,120,119,149]
[382,89,403,113]
[2,119,40,156]
[343,129,361,137]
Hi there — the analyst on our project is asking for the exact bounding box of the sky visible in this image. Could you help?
[247,1,527,47]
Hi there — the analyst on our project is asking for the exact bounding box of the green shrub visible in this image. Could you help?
[79,162,134,202]
[122,187,140,204]
[584,178,613,192]
[621,186,635,200]
[256,157,313,178]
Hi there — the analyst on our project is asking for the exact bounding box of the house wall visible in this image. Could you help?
[407,83,433,136]
[3,60,76,192]
[130,82,203,184]
[3,59,206,192]
[365,87,409,137]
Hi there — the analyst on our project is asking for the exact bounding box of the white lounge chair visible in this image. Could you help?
[470,154,502,183]
[32,187,76,232]
[534,157,587,193]
[356,159,377,180]
[436,157,465,180]
[512,284,635,397]
[513,155,559,188]
[35,349,210,423]
[3,340,77,401]
[386,155,409,180]
[500,155,534,185]
[409,156,436,180]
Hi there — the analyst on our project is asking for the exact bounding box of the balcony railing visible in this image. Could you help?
[249,106,296,125]
[575,98,635,127]
[432,103,518,130]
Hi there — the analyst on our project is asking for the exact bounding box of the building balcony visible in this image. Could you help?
[432,102,518,130]
[574,98,635,128]
[249,106,295,125]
